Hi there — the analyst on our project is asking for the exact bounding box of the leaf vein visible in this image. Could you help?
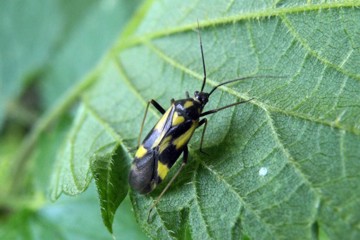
[119,3,360,51]
[261,107,322,207]
[202,163,277,237]
[192,162,214,240]
[145,40,359,136]
[339,130,347,178]
[280,14,360,80]
[69,106,89,191]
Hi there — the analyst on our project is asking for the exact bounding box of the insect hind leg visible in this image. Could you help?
[147,146,189,223]
[197,118,209,155]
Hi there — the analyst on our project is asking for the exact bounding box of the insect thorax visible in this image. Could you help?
[173,98,202,121]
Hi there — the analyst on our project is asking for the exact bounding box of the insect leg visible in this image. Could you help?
[138,99,166,146]
[198,118,208,154]
[185,91,190,98]
[200,98,254,117]
[147,146,189,222]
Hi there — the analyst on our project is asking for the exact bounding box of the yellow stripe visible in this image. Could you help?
[135,145,147,158]
[172,111,185,126]
[159,136,172,153]
[151,106,173,148]
[184,101,194,108]
[157,162,169,180]
[173,121,198,149]
[154,107,172,131]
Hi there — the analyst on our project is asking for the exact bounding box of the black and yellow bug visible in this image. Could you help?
[129,26,276,218]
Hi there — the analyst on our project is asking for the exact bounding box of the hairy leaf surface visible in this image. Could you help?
[51,1,360,239]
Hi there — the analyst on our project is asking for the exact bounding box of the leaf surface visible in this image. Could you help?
[0,185,147,240]
[51,1,360,239]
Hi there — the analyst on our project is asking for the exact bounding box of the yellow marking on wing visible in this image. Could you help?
[184,101,194,108]
[151,106,173,149]
[135,145,147,158]
[159,136,172,153]
[154,107,172,131]
[173,121,198,149]
[157,162,169,180]
[172,111,185,126]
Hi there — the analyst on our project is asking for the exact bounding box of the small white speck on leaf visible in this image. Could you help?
[259,167,268,177]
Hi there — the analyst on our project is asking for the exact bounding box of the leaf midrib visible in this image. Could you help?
[116,1,360,52]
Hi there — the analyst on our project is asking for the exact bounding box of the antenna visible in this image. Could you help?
[208,75,286,96]
[197,20,207,92]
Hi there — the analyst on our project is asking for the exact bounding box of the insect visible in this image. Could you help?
[129,24,277,219]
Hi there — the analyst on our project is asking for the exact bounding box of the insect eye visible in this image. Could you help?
[202,96,208,103]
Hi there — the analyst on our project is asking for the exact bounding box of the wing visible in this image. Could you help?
[142,105,175,150]
[129,149,159,194]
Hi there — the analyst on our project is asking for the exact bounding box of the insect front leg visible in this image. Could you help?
[198,118,208,154]
[147,146,189,223]
[138,99,166,146]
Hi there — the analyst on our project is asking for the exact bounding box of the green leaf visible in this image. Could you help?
[0,0,62,129]
[39,0,142,109]
[92,145,130,233]
[2,0,142,195]
[0,129,23,197]
[32,116,72,193]
[1,0,144,238]
[0,184,147,240]
[50,103,120,198]
[50,0,360,239]
[0,0,141,128]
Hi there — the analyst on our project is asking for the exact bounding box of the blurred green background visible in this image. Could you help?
[0,0,147,239]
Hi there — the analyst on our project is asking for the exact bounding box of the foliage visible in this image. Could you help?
[1,0,360,239]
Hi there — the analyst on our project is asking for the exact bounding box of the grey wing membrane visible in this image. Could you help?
[129,149,160,194]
